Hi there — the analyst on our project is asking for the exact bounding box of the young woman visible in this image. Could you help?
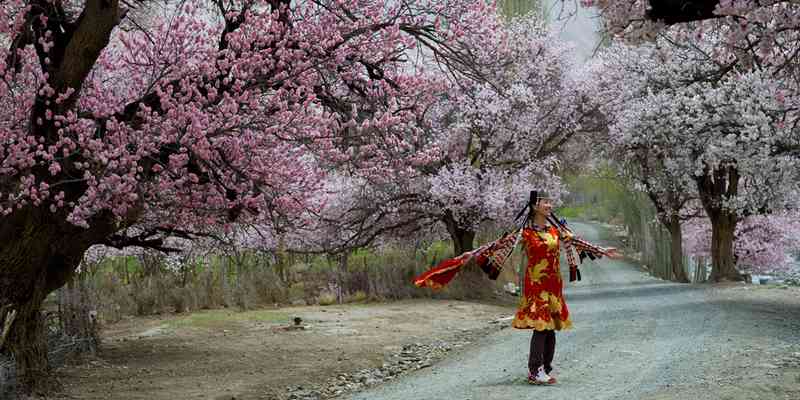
[512,194,619,385]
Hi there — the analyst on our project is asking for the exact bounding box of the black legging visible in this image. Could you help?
[528,329,556,374]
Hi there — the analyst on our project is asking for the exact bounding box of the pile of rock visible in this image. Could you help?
[777,352,800,368]
[284,341,457,400]
[783,268,800,286]
[283,322,506,400]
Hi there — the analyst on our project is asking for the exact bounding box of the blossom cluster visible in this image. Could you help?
[0,0,502,238]
[586,27,800,272]
[287,14,590,251]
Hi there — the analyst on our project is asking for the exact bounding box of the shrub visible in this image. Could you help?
[317,291,337,306]
[76,242,504,330]
[247,268,289,304]
[95,273,136,323]
[169,286,197,313]
[346,290,368,303]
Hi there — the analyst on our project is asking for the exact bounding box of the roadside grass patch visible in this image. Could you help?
[556,205,587,219]
[167,309,290,330]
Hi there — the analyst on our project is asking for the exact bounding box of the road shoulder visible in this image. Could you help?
[55,298,516,400]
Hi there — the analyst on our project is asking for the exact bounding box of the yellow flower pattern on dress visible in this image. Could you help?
[528,259,550,284]
[518,291,531,310]
[512,226,573,331]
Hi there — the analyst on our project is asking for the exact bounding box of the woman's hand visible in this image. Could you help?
[604,247,622,259]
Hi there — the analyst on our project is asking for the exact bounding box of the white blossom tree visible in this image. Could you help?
[589,30,800,281]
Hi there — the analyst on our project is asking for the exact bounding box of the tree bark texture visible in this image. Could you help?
[1,206,117,394]
[442,210,491,298]
[695,164,744,282]
[708,211,742,282]
[1,2,126,392]
[443,211,475,255]
[667,216,690,283]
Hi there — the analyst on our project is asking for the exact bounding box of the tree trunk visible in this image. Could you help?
[124,257,131,285]
[695,164,744,282]
[6,297,50,394]
[654,227,669,280]
[276,241,288,284]
[60,279,99,354]
[5,268,78,395]
[221,257,231,307]
[0,207,117,395]
[336,253,348,304]
[441,210,489,299]
[451,229,475,255]
[708,211,743,282]
[443,211,475,255]
[666,216,689,283]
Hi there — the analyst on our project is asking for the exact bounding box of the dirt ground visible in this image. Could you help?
[45,218,800,400]
[53,299,513,400]
[48,284,800,400]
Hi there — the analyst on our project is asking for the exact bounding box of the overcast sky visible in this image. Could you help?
[543,1,603,64]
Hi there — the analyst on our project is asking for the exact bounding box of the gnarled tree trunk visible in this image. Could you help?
[450,228,476,256]
[708,211,742,282]
[1,2,124,393]
[443,210,475,255]
[442,210,491,298]
[1,207,116,395]
[6,285,50,394]
[695,164,744,282]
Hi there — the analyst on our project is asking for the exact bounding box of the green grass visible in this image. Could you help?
[555,205,587,219]
[346,240,453,271]
[167,309,290,329]
[560,166,634,224]
[88,255,141,275]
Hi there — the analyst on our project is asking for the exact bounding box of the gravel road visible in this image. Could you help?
[344,222,800,400]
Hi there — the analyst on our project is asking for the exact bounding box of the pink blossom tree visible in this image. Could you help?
[293,16,599,257]
[0,0,502,392]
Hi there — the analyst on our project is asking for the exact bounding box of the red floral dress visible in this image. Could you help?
[512,225,607,331]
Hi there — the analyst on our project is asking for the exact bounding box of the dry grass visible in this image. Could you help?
[75,243,501,326]
[166,309,290,329]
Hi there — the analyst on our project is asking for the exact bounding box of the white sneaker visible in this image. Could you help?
[528,366,555,385]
